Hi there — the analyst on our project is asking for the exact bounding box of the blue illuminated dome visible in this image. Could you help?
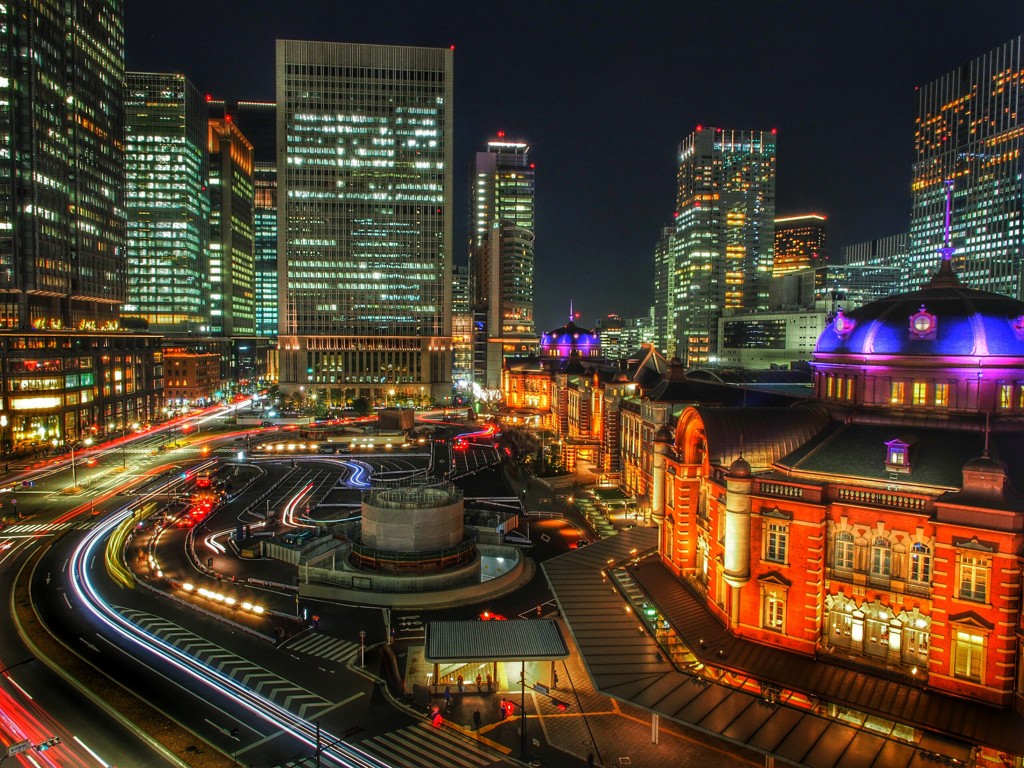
[815,265,1024,358]
[540,320,600,359]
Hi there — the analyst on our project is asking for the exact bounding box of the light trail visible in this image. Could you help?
[280,481,316,529]
[66,498,388,768]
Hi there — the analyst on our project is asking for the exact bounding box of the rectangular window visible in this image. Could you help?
[846,378,854,400]
[953,630,984,682]
[825,376,834,398]
[763,592,785,632]
[999,384,1013,410]
[935,382,949,407]
[890,381,904,404]
[765,521,788,564]
[912,381,928,405]
[958,555,988,602]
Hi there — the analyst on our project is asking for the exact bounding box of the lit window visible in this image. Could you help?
[903,617,930,665]
[935,383,949,407]
[870,538,891,580]
[763,590,785,632]
[846,378,854,400]
[834,531,854,572]
[958,555,988,602]
[765,521,788,564]
[999,384,1013,410]
[909,543,931,586]
[890,381,904,404]
[953,629,985,682]
[912,381,928,405]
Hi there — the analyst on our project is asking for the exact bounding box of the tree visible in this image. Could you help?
[352,396,371,415]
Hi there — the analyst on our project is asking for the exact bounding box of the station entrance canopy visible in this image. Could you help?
[425,619,569,663]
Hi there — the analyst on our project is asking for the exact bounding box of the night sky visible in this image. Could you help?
[126,2,1023,334]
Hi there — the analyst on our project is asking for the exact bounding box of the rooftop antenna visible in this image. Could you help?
[569,299,574,323]
[930,179,960,287]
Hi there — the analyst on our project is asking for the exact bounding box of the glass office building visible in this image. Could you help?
[275,41,453,405]
[470,137,536,388]
[910,37,1024,297]
[124,73,210,334]
[773,213,827,277]
[661,127,777,365]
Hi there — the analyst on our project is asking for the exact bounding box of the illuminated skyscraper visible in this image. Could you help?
[0,1,163,446]
[910,36,1024,297]
[773,213,827,277]
[233,101,279,339]
[124,72,210,334]
[0,0,126,330]
[207,117,255,336]
[470,136,536,388]
[276,41,453,404]
[659,127,777,364]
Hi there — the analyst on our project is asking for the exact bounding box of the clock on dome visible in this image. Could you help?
[908,305,937,340]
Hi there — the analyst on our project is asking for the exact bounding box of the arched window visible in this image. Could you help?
[870,538,891,583]
[909,543,931,587]
[833,531,854,573]
[827,597,854,649]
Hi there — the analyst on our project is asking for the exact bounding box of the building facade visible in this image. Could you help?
[772,213,827,277]
[275,41,454,405]
[470,137,536,388]
[909,36,1024,297]
[844,231,908,270]
[233,101,279,340]
[660,127,777,365]
[207,117,256,336]
[653,255,1024,758]
[124,72,210,334]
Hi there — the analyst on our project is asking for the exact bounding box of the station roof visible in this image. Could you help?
[424,619,569,663]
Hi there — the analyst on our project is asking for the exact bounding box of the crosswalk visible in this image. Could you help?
[1,521,73,534]
[282,631,358,664]
[117,607,332,719]
[274,722,508,768]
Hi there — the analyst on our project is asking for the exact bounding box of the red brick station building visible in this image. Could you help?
[640,256,1024,763]
[543,253,1024,766]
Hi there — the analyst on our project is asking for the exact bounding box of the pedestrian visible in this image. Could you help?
[473,708,481,731]
[457,674,464,693]
[443,685,452,711]
[312,614,320,631]
[536,604,542,618]
[499,698,507,720]
[476,673,482,692]
[553,671,559,689]
[486,672,493,692]
[432,706,443,729]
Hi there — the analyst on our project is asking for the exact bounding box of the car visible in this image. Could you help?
[575,537,589,548]
[260,421,275,427]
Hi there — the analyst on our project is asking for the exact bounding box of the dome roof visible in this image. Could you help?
[728,457,752,478]
[654,425,674,444]
[815,269,1024,358]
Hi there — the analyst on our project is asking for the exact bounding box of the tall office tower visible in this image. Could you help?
[844,232,908,268]
[0,2,163,446]
[652,226,676,357]
[207,117,255,336]
[0,0,125,330]
[773,213,827,277]
[124,73,210,334]
[469,136,536,388]
[669,127,777,365]
[910,37,1024,297]
[276,41,454,404]
[451,265,473,396]
[234,101,279,339]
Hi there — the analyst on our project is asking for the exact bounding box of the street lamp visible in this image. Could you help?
[0,657,34,675]
[70,437,93,491]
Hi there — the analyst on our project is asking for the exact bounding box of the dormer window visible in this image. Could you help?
[909,305,937,340]
[885,435,917,474]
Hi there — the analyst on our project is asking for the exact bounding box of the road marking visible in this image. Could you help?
[63,593,72,610]
[73,736,110,767]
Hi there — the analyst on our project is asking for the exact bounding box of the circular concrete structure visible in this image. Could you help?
[361,484,464,552]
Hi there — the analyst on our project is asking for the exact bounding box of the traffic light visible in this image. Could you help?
[36,736,62,751]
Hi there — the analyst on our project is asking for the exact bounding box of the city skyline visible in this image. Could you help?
[125,1,1023,333]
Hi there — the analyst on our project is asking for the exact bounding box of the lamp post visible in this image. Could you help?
[70,437,93,491]
[0,657,33,675]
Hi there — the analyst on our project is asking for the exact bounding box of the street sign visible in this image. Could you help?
[7,740,32,756]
